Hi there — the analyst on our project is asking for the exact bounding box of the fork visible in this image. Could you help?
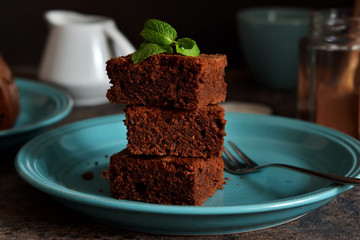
[223,141,360,185]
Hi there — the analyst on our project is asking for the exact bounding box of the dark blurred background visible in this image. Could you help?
[0,0,353,72]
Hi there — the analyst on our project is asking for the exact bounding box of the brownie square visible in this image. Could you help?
[106,53,227,110]
[107,148,224,205]
[0,54,20,130]
[124,104,226,158]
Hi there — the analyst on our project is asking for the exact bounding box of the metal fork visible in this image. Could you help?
[223,141,360,185]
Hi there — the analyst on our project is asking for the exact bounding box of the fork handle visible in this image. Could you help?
[255,163,360,185]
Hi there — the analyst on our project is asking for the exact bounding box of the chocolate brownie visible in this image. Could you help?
[106,53,227,110]
[107,148,224,205]
[124,104,226,158]
[0,54,19,130]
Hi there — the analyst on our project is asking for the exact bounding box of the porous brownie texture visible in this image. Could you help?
[124,104,226,158]
[106,53,227,110]
[107,148,224,205]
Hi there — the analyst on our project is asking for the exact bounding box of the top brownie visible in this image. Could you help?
[106,53,227,110]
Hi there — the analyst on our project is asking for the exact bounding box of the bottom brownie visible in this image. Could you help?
[107,148,224,205]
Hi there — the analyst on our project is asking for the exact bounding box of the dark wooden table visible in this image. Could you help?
[1,68,359,239]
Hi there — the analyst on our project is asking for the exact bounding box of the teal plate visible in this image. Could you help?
[15,113,360,235]
[0,78,73,149]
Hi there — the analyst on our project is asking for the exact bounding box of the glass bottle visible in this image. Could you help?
[297,9,360,138]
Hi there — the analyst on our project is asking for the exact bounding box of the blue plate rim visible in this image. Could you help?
[15,113,360,216]
[0,77,73,137]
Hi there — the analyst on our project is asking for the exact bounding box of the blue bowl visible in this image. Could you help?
[237,7,311,90]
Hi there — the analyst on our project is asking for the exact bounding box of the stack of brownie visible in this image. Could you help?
[105,53,228,205]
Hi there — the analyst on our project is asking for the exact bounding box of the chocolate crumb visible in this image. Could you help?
[104,154,109,159]
[95,161,99,166]
[224,177,232,182]
[82,171,94,180]
[102,169,110,180]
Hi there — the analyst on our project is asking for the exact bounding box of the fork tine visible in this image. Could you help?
[228,141,258,168]
[223,147,247,168]
[222,156,238,173]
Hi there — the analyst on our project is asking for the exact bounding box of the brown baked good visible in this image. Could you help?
[107,148,224,205]
[106,53,227,110]
[124,104,226,158]
[0,54,20,130]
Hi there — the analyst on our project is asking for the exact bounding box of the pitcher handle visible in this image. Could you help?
[104,20,136,57]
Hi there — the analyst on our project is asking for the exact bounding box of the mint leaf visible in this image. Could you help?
[140,28,174,46]
[160,44,173,54]
[140,41,173,54]
[175,38,200,57]
[131,43,168,64]
[143,19,177,43]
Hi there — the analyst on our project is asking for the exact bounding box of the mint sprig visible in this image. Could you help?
[131,43,168,64]
[131,19,200,64]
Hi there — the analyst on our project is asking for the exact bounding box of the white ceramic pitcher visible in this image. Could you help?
[39,10,135,106]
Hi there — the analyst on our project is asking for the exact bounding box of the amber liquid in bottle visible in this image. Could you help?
[298,44,360,138]
[314,49,360,138]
